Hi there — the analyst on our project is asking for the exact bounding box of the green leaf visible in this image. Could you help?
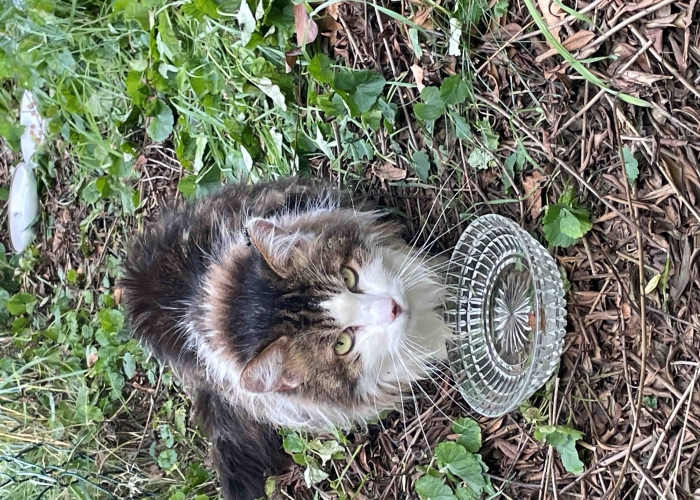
[361,108,382,131]
[147,99,174,143]
[66,269,78,283]
[477,120,499,150]
[543,189,592,248]
[534,425,584,475]
[622,146,639,185]
[158,449,178,470]
[434,442,485,495]
[333,70,386,113]
[642,396,658,409]
[467,148,492,170]
[114,0,150,29]
[378,98,397,123]
[493,0,509,16]
[177,175,197,199]
[86,90,113,118]
[451,112,471,140]
[303,462,328,486]
[0,120,24,152]
[440,75,469,106]
[159,424,175,448]
[156,12,183,63]
[415,475,457,500]
[408,28,423,58]
[452,418,481,453]
[559,210,588,238]
[307,439,344,465]
[75,385,104,424]
[174,407,187,437]
[6,293,37,315]
[412,151,431,182]
[283,433,305,454]
[414,87,446,121]
[308,53,334,85]
[455,487,477,500]
[99,309,124,334]
[123,352,136,379]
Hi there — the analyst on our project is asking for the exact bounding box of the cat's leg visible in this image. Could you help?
[195,388,289,500]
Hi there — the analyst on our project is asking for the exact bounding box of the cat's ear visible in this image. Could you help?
[240,336,300,393]
[247,218,310,278]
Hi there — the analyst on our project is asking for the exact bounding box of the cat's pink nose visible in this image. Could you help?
[390,299,402,321]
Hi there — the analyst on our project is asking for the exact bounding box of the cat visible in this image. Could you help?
[120,178,451,500]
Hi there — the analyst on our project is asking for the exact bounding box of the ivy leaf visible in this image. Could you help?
[333,70,385,113]
[6,292,37,315]
[415,475,457,500]
[534,425,584,474]
[99,309,124,334]
[440,75,469,106]
[147,99,174,143]
[412,151,431,182]
[435,442,485,496]
[414,87,446,121]
[158,449,178,470]
[622,146,639,185]
[452,418,481,453]
[543,189,592,248]
[308,53,334,85]
[283,433,305,454]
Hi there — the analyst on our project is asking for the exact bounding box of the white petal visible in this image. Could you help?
[19,91,47,164]
[9,162,39,254]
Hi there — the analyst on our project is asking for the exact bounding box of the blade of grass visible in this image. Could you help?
[522,0,650,107]
[551,0,595,27]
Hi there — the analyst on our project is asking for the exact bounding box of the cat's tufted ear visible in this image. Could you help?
[240,337,300,393]
[247,218,311,278]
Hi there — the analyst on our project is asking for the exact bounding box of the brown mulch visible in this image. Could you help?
[287,0,700,498]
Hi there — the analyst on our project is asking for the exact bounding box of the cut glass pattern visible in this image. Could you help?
[444,215,567,417]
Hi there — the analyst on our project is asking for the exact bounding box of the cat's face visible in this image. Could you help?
[213,209,449,423]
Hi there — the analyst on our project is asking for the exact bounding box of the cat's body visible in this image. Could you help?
[121,179,450,499]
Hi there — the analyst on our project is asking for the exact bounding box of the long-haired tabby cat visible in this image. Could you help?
[121,178,450,499]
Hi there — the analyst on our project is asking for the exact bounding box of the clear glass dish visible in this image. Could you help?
[444,214,567,417]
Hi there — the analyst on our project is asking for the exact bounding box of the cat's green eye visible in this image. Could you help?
[341,267,358,291]
[335,331,354,355]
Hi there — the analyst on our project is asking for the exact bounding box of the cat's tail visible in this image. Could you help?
[194,388,289,500]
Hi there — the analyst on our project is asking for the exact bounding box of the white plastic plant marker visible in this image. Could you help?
[20,90,46,164]
[9,162,39,254]
[444,214,567,417]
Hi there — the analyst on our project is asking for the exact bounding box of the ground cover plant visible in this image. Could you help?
[1,0,699,498]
